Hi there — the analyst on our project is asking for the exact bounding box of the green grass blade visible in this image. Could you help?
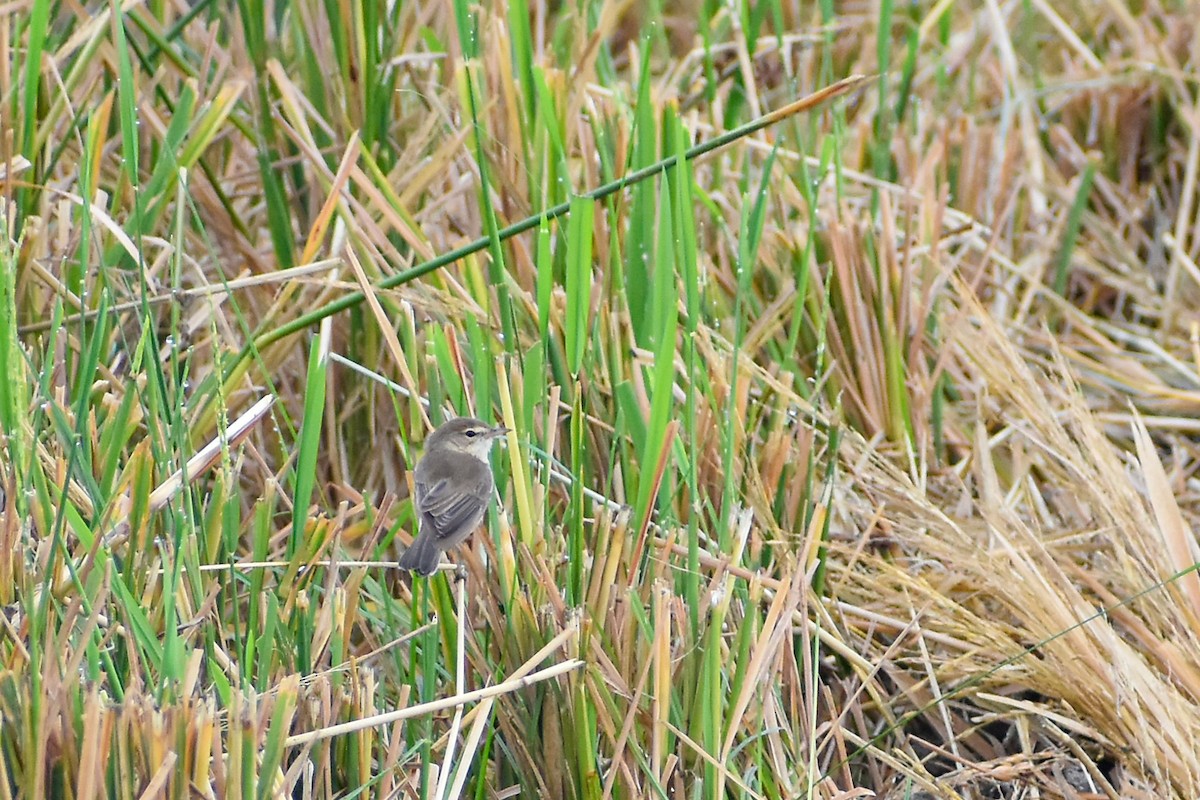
[290,334,328,559]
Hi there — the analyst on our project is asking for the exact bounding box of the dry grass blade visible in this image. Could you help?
[284,659,584,748]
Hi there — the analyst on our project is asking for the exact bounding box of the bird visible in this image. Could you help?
[397,416,508,576]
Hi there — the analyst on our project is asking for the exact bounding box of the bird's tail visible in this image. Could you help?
[398,532,442,576]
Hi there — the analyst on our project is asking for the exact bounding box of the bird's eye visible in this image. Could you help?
[465,430,478,438]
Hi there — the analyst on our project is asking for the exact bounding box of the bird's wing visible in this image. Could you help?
[414,465,491,542]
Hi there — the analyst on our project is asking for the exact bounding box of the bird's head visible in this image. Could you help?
[425,417,509,459]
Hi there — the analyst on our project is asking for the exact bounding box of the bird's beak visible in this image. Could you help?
[490,425,510,438]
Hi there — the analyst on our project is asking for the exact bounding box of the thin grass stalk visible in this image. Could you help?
[216,76,868,386]
[434,573,469,800]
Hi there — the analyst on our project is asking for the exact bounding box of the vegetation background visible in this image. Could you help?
[3,0,1200,797]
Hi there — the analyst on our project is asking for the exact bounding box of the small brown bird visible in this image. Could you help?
[397,417,508,576]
